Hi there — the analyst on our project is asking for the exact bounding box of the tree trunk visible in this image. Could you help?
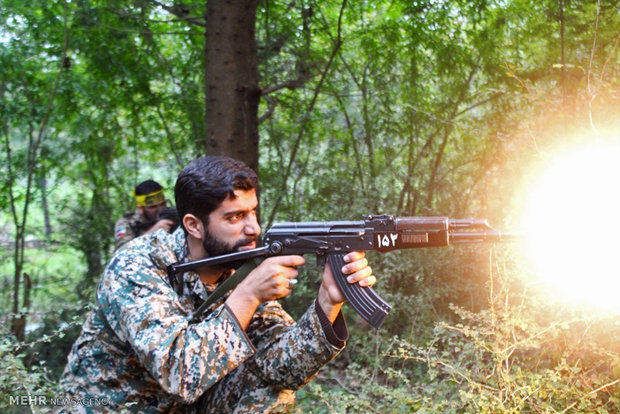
[205,0,261,173]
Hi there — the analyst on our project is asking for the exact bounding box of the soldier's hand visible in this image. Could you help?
[147,219,175,234]
[226,255,305,330]
[239,255,305,303]
[317,251,375,322]
[326,251,375,303]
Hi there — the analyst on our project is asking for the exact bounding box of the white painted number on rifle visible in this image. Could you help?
[377,233,398,248]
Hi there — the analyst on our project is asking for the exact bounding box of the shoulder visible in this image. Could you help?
[114,210,140,228]
[97,229,189,325]
[117,210,142,224]
[106,227,187,282]
[116,228,182,264]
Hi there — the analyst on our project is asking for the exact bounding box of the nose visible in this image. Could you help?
[244,214,260,236]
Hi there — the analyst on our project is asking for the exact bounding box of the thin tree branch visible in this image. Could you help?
[265,0,347,228]
[425,63,479,210]
[261,74,315,96]
[257,94,276,124]
[146,0,206,27]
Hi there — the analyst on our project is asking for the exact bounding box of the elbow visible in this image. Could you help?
[147,350,203,404]
[153,351,225,405]
[156,372,207,405]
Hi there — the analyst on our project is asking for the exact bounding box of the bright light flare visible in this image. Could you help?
[521,141,620,310]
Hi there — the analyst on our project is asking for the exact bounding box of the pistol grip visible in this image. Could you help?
[328,253,392,329]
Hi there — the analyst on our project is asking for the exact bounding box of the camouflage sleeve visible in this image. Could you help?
[244,299,348,390]
[114,215,137,250]
[97,252,256,404]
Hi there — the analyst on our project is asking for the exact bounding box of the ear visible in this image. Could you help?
[182,214,205,240]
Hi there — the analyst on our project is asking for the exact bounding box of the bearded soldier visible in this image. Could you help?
[58,156,375,413]
[113,180,175,251]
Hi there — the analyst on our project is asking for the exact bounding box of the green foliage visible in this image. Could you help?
[0,244,86,309]
[295,253,620,413]
[21,306,88,380]
[0,328,60,413]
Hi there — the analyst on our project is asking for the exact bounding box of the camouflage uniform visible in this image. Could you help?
[113,211,149,250]
[58,227,348,413]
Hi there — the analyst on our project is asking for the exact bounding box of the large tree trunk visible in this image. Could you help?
[205,0,261,173]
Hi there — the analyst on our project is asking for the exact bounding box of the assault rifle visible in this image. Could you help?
[168,215,520,328]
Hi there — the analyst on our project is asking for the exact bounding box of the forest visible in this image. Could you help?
[1,0,619,412]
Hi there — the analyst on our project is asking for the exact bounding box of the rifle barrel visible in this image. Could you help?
[450,231,523,243]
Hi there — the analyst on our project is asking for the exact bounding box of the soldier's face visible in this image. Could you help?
[139,201,167,221]
[203,189,260,257]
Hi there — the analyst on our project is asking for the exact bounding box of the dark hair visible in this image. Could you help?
[135,180,163,195]
[175,156,258,231]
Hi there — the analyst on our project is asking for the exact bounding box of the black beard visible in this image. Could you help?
[202,230,257,269]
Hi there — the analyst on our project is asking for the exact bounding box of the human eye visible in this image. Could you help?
[227,213,243,224]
